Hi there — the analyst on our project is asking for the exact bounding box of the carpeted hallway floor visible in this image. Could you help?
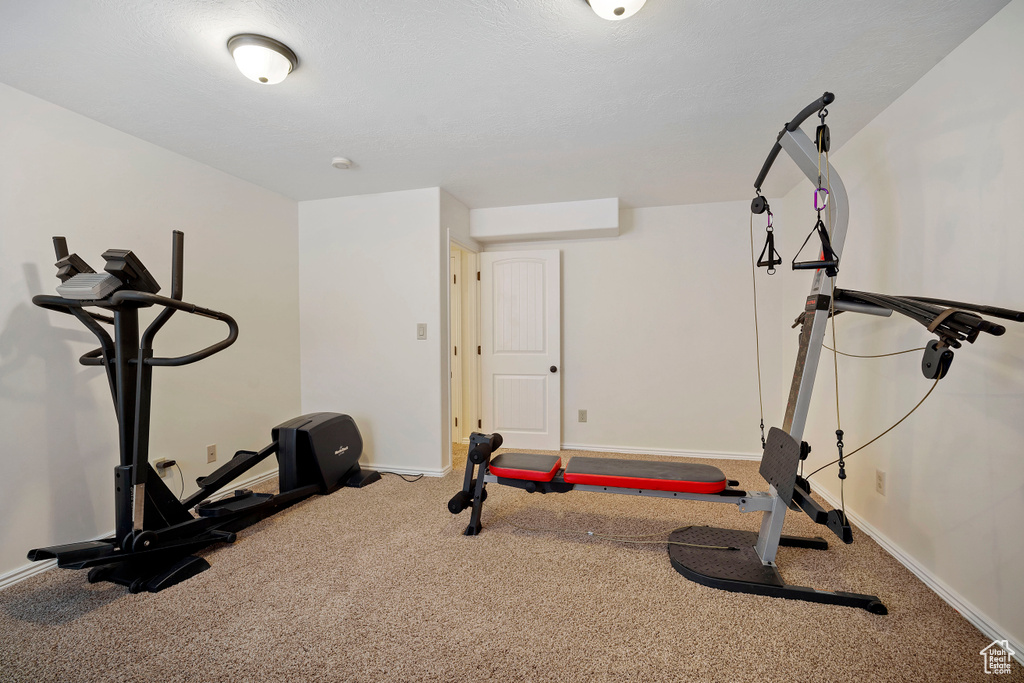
[0,445,1017,682]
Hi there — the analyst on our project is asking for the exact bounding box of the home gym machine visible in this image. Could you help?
[27,230,379,593]
[449,92,1022,612]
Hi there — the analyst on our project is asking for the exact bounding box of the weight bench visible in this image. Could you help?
[449,429,886,614]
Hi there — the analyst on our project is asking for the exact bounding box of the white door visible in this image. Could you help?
[480,250,561,450]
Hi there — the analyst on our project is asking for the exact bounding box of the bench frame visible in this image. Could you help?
[452,425,885,613]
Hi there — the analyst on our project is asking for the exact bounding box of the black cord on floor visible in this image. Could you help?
[381,471,424,483]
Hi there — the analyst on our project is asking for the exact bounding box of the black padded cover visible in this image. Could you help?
[564,457,726,493]
[566,457,724,482]
[490,452,561,475]
[273,412,362,493]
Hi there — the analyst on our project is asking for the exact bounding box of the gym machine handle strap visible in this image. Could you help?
[754,92,835,192]
[109,291,238,366]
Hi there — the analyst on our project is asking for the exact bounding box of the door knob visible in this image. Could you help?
[550,366,558,373]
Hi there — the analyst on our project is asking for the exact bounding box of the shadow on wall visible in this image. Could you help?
[0,263,113,558]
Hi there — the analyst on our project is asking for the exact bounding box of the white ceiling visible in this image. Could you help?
[0,0,1010,208]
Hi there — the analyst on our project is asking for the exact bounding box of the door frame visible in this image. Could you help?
[450,248,463,443]
[447,238,481,469]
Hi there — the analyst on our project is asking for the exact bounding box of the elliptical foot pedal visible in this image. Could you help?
[195,490,273,517]
[27,540,117,565]
[668,526,886,613]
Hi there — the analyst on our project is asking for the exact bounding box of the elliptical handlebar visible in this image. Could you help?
[169,230,184,301]
[109,290,238,366]
[32,294,104,314]
[78,348,106,366]
[33,291,238,367]
[34,230,237,368]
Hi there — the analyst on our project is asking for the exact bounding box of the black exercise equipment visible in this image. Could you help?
[755,208,782,274]
[832,289,1018,378]
[27,231,379,593]
[791,214,839,276]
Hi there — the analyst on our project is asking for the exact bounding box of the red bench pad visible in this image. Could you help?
[489,453,562,482]
[563,457,727,494]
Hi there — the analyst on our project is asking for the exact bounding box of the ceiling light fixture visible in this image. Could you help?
[586,0,647,21]
[227,34,297,85]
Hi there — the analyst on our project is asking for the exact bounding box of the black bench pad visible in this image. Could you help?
[563,457,727,494]
[489,453,562,482]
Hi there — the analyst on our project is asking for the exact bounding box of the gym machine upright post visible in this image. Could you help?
[27,230,379,593]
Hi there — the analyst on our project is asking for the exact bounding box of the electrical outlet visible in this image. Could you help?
[578,409,587,423]
[154,459,172,478]
[207,444,217,463]
[875,469,886,496]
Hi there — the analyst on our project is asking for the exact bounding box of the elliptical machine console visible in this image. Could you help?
[28,231,379,593]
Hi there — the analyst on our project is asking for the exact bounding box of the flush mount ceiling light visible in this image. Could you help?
[586,0,647,20]
[227,34,297,85]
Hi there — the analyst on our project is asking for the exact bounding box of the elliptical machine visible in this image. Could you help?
[27,230,379,593]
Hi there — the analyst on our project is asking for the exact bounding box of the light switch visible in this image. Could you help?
[416,323,427,340]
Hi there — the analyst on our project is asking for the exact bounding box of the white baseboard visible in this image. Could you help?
[0,466,282,593]
[813,486,1022,665]
[560,443,761,461]
[229,468,278,491]
[0,557,59,591]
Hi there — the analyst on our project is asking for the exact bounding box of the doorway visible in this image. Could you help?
[448,241,480,454]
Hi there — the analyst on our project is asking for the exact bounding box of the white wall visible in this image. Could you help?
[300,188,453,474]
[0,83,301,578]
[486,202,788,456]
[771,0,1024,650]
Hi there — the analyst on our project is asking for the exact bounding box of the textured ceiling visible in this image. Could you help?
[0,0,1010,208]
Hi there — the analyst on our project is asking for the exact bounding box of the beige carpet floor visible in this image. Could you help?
[0,445,1018,682]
